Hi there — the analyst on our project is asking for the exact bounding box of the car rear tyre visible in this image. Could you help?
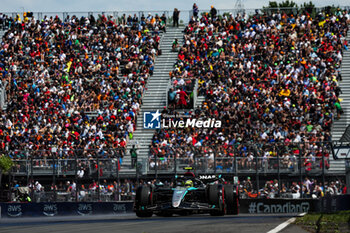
[210,195,225,216]
[208,184,219,205]
[208,185,225,216]
[135,186,153,217]
[224,184,239,215]
[178,210,191,216]
[160,211,173,217]
[136,210,153,217]
[136,186,152,206]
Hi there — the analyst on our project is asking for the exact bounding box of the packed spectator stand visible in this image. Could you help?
[1,7,350,202]
[151,7,350,174]
[8,176,347,202]
[0,13,164,161]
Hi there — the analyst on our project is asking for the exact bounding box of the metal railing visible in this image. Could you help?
[1,6,349,29]
[12,158,121,177]
[5,148,129,202]
[3,141,349,202]
[10,189,134,203]
[146,141,349,193]
[340,125,350,142]
[4,142,350,175]
[148,155,325,175]
[1,10,174,26]
[148,142,333,171]
[8,148,125,175]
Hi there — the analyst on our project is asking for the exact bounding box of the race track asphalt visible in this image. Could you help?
[0,213,308,233]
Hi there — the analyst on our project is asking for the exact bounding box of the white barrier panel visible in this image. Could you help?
[333,147,350,159]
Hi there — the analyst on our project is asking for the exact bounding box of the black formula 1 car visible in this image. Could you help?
[134,173,239,217]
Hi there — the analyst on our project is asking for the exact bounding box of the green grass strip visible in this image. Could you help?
[295,211,350,233]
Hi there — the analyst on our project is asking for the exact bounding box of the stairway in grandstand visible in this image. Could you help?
[330,29,350,173]
[123,26,185,172]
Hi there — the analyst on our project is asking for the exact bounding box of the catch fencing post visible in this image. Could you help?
[174,147,177,176]
[253,144,259,193]
[153,146,158,182]
[52,147,57,202]
[134,145,139,184]
[193,146,197,177]
[234,146,238,177]
[97,155,100,202]
[30,155,33,201]
[346,158,350,194]
[322,145,326,194]
[299,143,303,198]
[117,149,120,188]
[26,151,29,187]
[214,146,217,174]
[74,151,78,202]
[277,144,281,194]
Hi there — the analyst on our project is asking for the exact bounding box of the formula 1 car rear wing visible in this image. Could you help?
[198,174,226,184]
[178,167,227,184]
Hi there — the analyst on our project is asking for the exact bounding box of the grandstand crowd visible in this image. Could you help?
[241,177,347,199]
[10,176,347,202]
[0,12,166,159]
[152,7,350,172]
[0,6,350,201]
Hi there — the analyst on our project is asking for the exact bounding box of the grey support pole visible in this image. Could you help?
[299,144,303,198]
[346,158,350,194]
[277,145,281,194]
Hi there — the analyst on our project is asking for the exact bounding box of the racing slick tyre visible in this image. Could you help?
[178,210,191,216]
[136,210,153,217]
[135,186,153,217]
[208,184,219,205]
[136,186,152,206]
[159,211,173,217]
[208,185,225,216]
[224,184,239,215]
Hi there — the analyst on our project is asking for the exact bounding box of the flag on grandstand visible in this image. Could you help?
[279,89,291,97]
[318,20,326,27]
[64,61,72,72]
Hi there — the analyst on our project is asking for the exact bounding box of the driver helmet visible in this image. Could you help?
[185,180,193,188]
[176,180,184,186]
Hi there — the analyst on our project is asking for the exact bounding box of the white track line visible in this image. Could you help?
[266,213,306,233]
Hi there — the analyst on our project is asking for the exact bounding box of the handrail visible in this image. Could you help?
[1,6,349,25]
[1,6,350,14]
[2,141,349,158]
[339,125,350,142]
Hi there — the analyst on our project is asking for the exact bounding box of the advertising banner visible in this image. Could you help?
[0,202,134,218]
[240,199,321,214]
[1,196,349,217]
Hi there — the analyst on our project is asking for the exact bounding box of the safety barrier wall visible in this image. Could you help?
[240,198,320,214]
[0,201,134,218]
[1,195,349,217]
[240,195,350,214]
